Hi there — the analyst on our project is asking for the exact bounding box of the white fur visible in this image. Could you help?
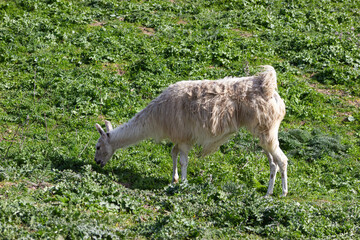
[94,66,288,196]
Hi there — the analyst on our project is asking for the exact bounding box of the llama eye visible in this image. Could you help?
[96,146,100,150]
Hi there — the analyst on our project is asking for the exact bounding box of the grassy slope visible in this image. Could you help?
[0,0,359,239]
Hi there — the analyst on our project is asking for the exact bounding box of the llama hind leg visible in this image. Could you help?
[171,144,179,183]
[265,146,288,197]
[271,147,288,197]
[260,133,288,197]
[265,152,279,196]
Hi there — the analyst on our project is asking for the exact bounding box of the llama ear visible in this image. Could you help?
[105,120,113,132]
[95,123,107,137]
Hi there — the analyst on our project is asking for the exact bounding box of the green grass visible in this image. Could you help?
[0,0,359,239]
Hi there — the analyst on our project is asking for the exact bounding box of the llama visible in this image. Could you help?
[94,65,288,196]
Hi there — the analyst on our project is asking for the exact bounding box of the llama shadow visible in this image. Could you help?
[46,148,170,190]
[101,165,170,190]
[48,152,91,172]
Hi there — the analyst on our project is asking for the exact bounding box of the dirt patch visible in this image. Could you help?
[26,181,53,190]
[0,127,19,143]
[315,199,333,205]
[336,111,352,117]
[232,29,253,38]
[310,83,360,107]
[310,83,346,96]
[118,182,131,188]
[0,181,53,190]
[102,63,126,76]
[89,20,106,27]
[347,98,360,107]
[177,19,187,25]
[0,182,16,188]
[310,83,350,97]
[97,115,106,122]
[139,27,155,36]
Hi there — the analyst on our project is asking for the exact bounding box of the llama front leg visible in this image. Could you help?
[265,152,279,196]
[171,145,179,183]
[178,144,191,182]
[179,152,188,182]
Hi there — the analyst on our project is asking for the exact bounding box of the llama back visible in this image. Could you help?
[130,65,283,153]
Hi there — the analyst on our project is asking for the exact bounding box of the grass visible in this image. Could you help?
[0,0,359,239]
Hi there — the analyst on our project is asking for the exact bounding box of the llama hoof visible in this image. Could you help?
[180,179,188,186]
[280,192,288,197]
[172,174,179,184]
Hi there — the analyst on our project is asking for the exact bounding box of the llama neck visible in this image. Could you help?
[109,116,149,150]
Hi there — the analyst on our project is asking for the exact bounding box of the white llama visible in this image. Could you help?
[94,65,288,196]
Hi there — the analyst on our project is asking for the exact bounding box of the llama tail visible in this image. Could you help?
[258,65,277,100]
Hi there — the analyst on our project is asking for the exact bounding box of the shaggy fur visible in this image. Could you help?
[95,65,288,196]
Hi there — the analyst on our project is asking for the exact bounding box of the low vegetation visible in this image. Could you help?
[0,0,359,239]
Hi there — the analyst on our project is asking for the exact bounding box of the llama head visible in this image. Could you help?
[94,121,114,167]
